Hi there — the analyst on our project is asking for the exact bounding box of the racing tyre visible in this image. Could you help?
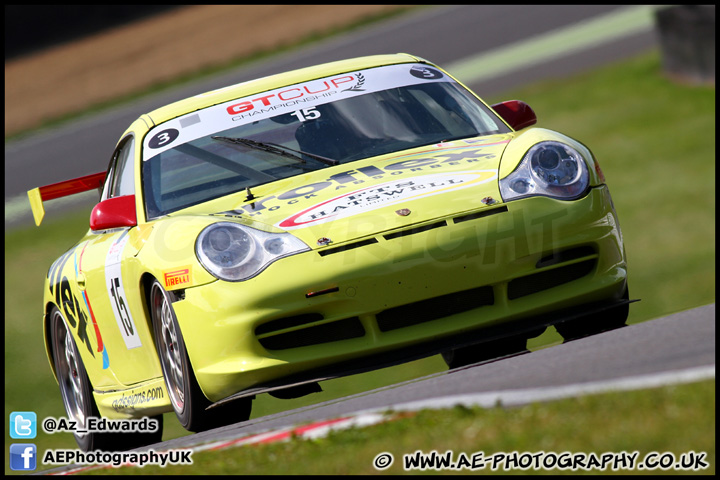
[150,280,252,432]
[50,306,163,451]
[555,285,630,341]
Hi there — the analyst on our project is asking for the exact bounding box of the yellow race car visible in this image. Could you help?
[30,53,631,451]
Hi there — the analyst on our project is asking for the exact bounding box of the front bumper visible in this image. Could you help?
[173,185,627,402]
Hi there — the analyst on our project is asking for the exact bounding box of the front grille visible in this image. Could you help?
[452,205,508,224]
[383,221,447,240]
[376,286,494,332]
[317,206,508,257]
[318,238,378,257]
[535,246,595,268]
[255,313,323,336]
[258,317,365,350]
[507,259,596,300]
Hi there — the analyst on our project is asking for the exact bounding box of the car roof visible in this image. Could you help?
[142,53,427,129]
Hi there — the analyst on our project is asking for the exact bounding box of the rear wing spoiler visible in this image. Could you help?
[27,172,106,226]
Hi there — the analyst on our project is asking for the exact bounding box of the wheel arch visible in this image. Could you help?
[140,273,161,345]
[140,272,187,364]
[43,302,60,383]
[43,301,101,390]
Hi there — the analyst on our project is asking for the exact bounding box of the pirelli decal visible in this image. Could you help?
[164,267,192,289]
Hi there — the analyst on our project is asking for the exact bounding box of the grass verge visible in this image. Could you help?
[85,380,715,475]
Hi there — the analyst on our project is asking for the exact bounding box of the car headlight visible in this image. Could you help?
[196,222,309,281]
[499,141,589,201]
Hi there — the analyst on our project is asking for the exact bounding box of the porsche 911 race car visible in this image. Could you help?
[30,53,632,451]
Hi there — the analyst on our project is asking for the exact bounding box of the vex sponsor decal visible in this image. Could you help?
[47,244,109,368]
[163,267,192,289]
[77,243,110,369]
[277,171,497,229]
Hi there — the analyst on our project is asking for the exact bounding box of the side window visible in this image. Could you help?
[101,136,136,200]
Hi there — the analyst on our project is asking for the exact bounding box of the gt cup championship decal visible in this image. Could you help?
[143,63,451,157]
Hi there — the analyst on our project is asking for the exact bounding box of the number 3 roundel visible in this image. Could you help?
[148,129,179,149]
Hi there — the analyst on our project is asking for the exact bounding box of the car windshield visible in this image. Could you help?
[142,63,510,218]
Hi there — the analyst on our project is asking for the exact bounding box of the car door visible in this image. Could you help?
[77,134,163,388]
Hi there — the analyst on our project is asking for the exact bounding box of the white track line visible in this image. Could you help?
[196,365,715,453]
[380,364,715,413]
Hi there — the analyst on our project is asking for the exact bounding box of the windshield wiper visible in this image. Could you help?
[211,136,338,167]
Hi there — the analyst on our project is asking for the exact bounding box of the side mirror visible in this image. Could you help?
[90,195,137,231]
[491,100,537,130]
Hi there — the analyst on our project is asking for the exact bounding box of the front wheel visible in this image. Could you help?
[50,306,163,451]
[149,280,252,432]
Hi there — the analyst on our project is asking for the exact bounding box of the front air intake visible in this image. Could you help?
[258,317,365,350]
[507,259,596,300]
[376,286,494,332]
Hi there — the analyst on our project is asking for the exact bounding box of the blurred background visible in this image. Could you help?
[4,5,713,225]
[5,5,182,60]
[5,5,414,138]
[5,5,714,474]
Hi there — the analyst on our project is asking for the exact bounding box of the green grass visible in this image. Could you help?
[89,380,716,475]
[5,50,715,475]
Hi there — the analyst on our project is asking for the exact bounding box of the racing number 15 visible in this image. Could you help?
[109,277,134,337]
[105,233,142,349]
[290,107,321,122]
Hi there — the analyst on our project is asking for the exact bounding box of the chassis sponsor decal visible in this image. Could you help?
[105,232,142,349]
[277,170,497,230]
[110,385,165,412]
[239,141,508,219]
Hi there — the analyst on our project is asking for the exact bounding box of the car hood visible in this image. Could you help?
[202,134,513,248]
